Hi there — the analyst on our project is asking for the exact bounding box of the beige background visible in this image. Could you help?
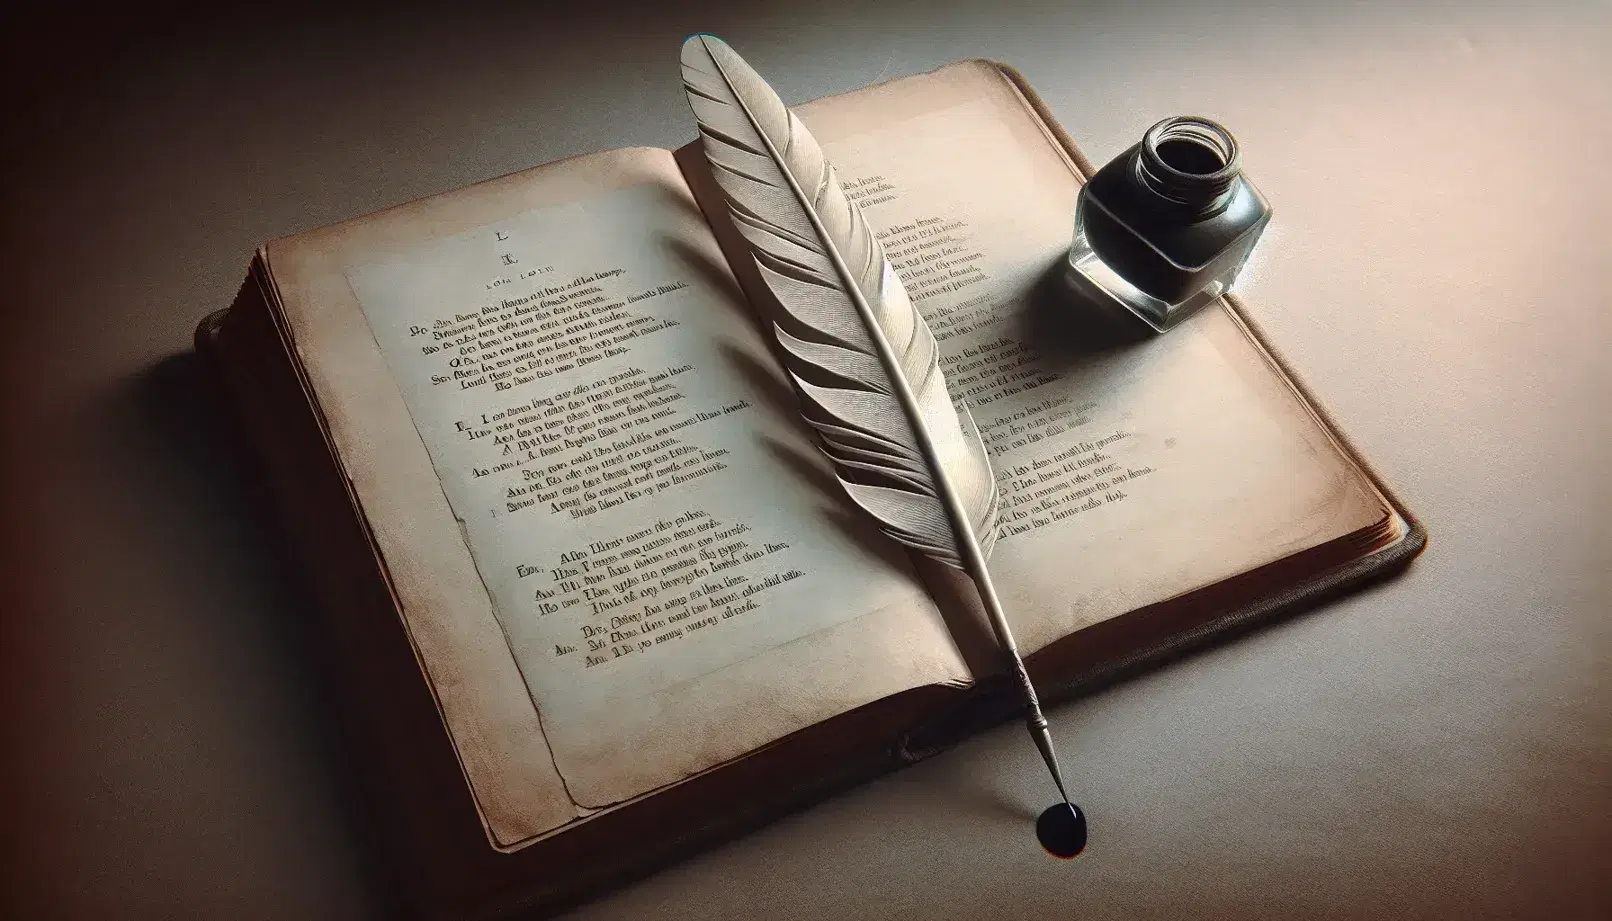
[3,1,1608,918]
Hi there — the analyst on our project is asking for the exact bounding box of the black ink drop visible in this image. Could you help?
[1036,802,1087,859]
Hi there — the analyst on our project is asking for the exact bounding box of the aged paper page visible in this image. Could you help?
[264,154,681,847]
[305,149,966,809]
[782,63,1387,656]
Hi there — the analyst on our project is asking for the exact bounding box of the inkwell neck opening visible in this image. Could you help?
[1134,116,1241,216]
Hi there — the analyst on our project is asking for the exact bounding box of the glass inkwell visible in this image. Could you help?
[1067,116,1271,332]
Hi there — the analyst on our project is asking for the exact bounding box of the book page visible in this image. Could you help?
[268,148,967,831]
[708,62,1387,658]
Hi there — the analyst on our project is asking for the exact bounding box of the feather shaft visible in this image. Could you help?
[681,34,1073,808]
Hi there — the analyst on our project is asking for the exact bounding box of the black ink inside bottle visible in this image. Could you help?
[1036,802,1088,859]
[1067,116,1272,333]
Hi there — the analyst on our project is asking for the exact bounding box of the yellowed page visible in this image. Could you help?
[786,62,1387,656]
[265,148,968,842]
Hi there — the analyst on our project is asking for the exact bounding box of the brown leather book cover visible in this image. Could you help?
[194,61,1424,920]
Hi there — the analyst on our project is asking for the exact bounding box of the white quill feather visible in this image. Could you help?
[679,34,1076,809]
[680,33,999,570]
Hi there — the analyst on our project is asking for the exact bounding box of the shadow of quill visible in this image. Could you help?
[714,341,801,426]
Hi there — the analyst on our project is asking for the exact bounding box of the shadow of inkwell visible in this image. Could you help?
[1013,256,1153,370]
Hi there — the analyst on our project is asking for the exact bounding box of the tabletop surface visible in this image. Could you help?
[5,2,1609,918]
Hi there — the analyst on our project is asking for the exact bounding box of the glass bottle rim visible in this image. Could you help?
[1137,116,1242,207]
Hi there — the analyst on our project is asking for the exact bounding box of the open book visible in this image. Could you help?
[198,61,1421,918]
